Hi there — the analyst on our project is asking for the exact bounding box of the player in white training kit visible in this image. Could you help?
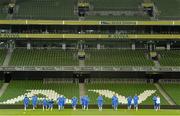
[156,96,160,111]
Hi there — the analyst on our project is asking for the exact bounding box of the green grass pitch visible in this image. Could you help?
[0,109,180,116]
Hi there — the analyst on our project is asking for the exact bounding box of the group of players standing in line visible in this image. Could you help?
[23,94,161,111]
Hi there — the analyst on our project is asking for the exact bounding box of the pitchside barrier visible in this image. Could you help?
[0,20,180,25]
[0,105,179,109]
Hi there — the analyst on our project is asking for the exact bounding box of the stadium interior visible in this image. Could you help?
[0,0,180,111]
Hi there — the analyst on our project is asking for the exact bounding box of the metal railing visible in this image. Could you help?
[0,66,180,72]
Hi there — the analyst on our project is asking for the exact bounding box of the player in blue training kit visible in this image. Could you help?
[84,96,90,110]
[80,96,85,110]
[127,96,132,110]
[133,94,139,111]
[97,95,103,111]
[23,95,29,111]
[71,97,78,110]
[62,96,66,109]
[112,94,118,110]
[32,95,38,110]
[42,97,48,111]
[57,96,61,110]
[48,99,51,110]
[153,95,157,110]
[48,99,54,111]
[57,96,64,110]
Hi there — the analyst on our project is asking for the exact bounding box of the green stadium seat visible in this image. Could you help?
[158,50,180,66]
[0,80,79,104]
[90,0,142,11]
[9,49,78,66]
[14,0,78,20]
[85,49,154,66]
[161,84,180,105]
[0,81,3,88]
[0,49,6,66]
[155,0,180,20]
[86,83,168,105]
